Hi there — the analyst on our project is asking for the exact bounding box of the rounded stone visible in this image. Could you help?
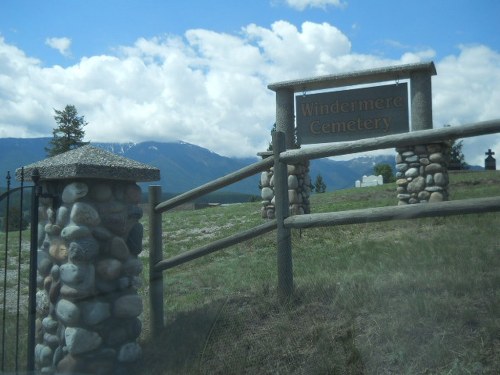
[288,175,299,189]
[429,192,444,202]
[71,202,100,227]
[396,163,408,172]
[97,258,123,280]
[90,183,113,202]
[92,226,114,241]
[426,174,434,185]
[68,237,100,263]
[62,182,89,204]
[407,176,425,193]
[81,301,111,326]
[260,172,271,187]
[405,168,419,178]
[124,184,142,204]
[405,155,419,163]
[429,152,445,163]
[65,327,102,355]
[37,250,53,277]
[414,145,428,155]
[36,290,50,316]
[261,187,274,201]
[110,237,131,261]
[60,263,95,292]
[123,258,143,277]
[118,342,142,363]
[128,205,144,220]
[427,144,442,153]
[434,172,448,186]
[288,190,299,204]
[42,316,59,334]
[418,191,431,201]
[55,206,70,227]
[61,225,91,241]
[396,179,408,186]
[402,151,414,157]
[126,222,143,256]
[43,332,60,349]
[35,344,53,367]
[49,238,68,263]
[425,163,443,174]
[56,299,81,326]
[44,223,62,236]
[114,294,143,318]
[419,158,430,166]
[56,353,86,374]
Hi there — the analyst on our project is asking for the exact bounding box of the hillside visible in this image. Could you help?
[133,170,500,374]
[0,138,396,196]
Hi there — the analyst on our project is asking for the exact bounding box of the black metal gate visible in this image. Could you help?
[0,168,37,373]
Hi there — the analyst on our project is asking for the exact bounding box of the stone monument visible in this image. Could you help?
[17,145,160,375]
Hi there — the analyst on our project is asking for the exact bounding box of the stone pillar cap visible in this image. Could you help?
[16,144,160,182]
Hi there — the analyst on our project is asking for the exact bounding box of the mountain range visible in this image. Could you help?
[0,137,396,196]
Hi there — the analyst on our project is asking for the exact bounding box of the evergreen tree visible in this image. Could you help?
[447,139,468,170]
[443,125,468,170]
[374,163,395,183]
[314,174,326,193]
[45,105,88,157]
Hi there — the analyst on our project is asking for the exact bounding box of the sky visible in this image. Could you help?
[0,0,499,166]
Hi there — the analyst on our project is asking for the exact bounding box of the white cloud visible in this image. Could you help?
[284,0,346,11]
[0,23,499,163]
[45,37,72,57]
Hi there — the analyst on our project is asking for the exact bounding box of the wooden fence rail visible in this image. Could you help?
[280,119,500,163]
[284,196,500,229]
[148,118,500,335]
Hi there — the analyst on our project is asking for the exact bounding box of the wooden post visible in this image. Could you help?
[148,185,164,335]
[275,88,295,150]
[273,131,293,301]
[410,70,434,131]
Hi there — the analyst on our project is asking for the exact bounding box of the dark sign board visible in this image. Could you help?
[295,83,409,144]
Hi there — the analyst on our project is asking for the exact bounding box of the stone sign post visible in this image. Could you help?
[17,145,159,375]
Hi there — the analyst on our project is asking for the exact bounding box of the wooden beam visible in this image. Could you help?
[155,157,273,213]
[268,62,436,93]
[280,119,500,163]
[284,196,500,229]
[154,220,277,272]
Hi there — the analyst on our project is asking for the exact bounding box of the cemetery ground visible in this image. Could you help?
[134,169,500,374]
[0,170,499,373]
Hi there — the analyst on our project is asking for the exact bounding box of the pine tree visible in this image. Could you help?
[374,163,395,183]
[314,174,326,193]
[45,105,88,157]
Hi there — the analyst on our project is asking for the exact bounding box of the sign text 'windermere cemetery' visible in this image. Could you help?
[296,83,409,144]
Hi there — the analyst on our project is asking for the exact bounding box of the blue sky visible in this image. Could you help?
[0,0,499,165]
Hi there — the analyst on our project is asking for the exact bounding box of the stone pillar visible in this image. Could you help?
[17,145,159,375]
[259,152,311,219]
[395,143,449,205]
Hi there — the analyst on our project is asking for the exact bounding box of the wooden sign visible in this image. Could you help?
[296,83,409,144]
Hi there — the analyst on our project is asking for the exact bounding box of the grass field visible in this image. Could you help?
[133,170,500,374]
[1,170,498,374]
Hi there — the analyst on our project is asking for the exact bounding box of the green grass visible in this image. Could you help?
[133,170,500,374]
[0,230,30,372]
